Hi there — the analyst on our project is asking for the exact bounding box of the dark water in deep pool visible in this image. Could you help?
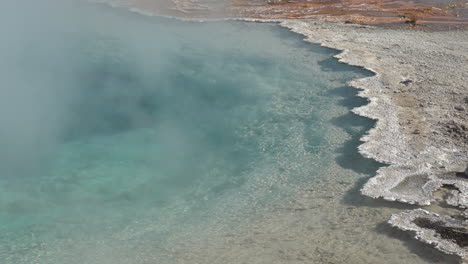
[0,1,377,263]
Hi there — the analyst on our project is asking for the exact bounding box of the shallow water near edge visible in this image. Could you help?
[0,2,459,263]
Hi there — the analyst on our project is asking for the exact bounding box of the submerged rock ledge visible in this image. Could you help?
[389,209,467,257]
[280,20,467,260]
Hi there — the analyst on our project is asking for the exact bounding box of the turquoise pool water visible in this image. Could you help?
[2,2,452,264]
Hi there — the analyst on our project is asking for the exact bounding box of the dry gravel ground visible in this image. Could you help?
[281,20,468,261]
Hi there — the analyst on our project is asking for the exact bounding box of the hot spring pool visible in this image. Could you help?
[0,1,456,263]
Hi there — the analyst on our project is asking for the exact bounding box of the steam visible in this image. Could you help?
[0,0,280,180]
[0,0,142,177]
[0,0,177,178]
[0,0,81,176]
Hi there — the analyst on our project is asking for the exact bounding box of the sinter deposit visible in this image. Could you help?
[281,20,467,260]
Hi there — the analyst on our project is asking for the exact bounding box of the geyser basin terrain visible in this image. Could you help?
[0,2,459,263]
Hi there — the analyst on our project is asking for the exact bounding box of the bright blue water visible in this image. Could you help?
[0,1,372,263]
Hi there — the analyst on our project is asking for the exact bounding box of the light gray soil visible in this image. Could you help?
[281,20,468,261]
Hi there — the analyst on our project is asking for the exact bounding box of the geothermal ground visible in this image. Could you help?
[106,0,468,28]
[280,20,468,260]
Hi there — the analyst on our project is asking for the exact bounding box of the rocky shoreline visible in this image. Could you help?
[281,20,467,260]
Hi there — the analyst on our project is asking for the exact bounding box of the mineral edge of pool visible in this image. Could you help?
[0,1,457,264]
